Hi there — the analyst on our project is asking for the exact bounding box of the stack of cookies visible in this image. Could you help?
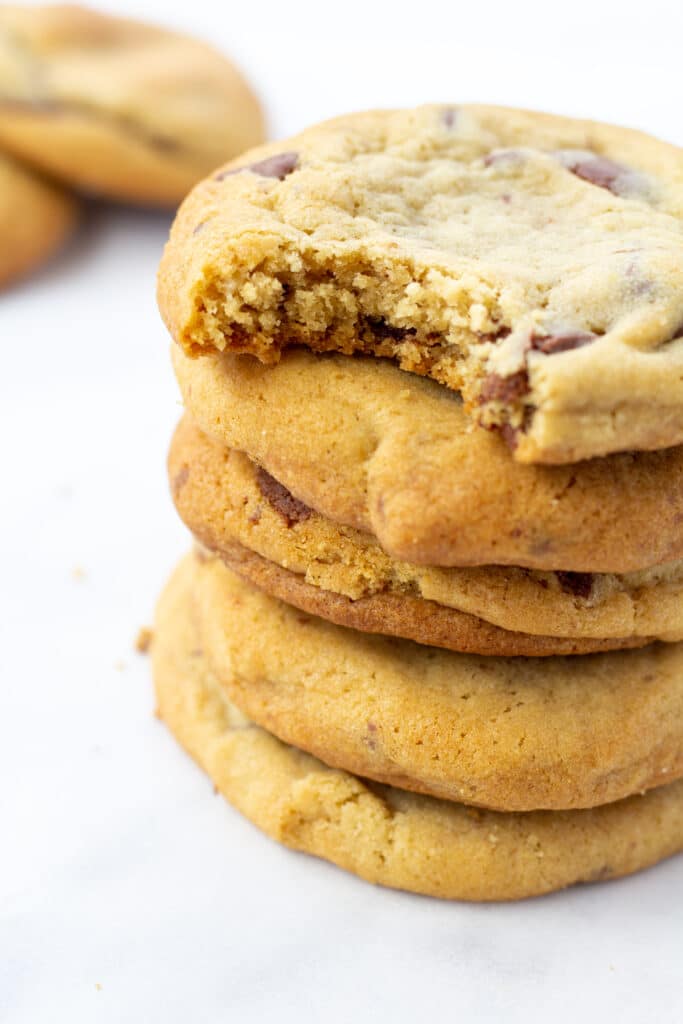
[0,4,264,287]
[153,105,683,901]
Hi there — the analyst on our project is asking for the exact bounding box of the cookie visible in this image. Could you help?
[0,151,76,287]
[169,416,683,654]
[173,347,683,574]
[153,556,683,901]
[158,104,683,463]
[0,5,265,206]
[190,552,683,812]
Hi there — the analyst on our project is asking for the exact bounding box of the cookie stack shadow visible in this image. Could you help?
[152,106,683,901]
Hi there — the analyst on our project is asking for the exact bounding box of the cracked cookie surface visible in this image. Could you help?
[0,4,265,205]
[159,103,683,461]
[153,555,683,900]
[187,552,683,812]
[174,348,683,573]
[170,415,683,652]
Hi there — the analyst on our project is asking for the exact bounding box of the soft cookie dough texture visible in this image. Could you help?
[158,104,683,462]
[152,557,683,901]
[0,5,266,205]
[170,416,683,654]
[0,151,76,287]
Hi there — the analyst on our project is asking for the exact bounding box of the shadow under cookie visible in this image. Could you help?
[153,556,683,902]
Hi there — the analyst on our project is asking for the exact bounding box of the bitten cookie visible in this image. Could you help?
[170,416,683,654]
[0,151,76,287]
[158,104,683,462]
[190,552,683,812]
[173,348,683,574]
[153,556,683,901]
[0,4,265,205]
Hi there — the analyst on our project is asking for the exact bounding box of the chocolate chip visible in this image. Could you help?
[215,151,299,182]
[530,330,598,355]
[147,134,181,154]
[365,721,379,751]
[562,154,626,194]
[500,423,520,451]
[256,467,312,527]
[555,571,594,600]
[477,325,511,341]
[479,369,529,404]
[192,221,206,236]
[442,108,458,128]
[172,466,190,495]
[366,317,417,342]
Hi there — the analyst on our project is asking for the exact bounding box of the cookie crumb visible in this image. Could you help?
[72,565,86,581]
[114,660,126,672]
[135,627,153,654]
[95,983,102,991]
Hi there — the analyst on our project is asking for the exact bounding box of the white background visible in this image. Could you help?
[2,0,683,1020]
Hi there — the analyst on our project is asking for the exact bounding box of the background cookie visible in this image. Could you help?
[153,556,683,902]
[192,553,683,812]
[169,415,683,645]
[0,4,266,205]
[158,104,683,462]
[173,348,683,573]
[0,151,76,287]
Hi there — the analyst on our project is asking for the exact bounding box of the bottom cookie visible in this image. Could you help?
[152,557,683,902]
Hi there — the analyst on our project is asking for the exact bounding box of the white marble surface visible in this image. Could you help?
[2,1,683,1020]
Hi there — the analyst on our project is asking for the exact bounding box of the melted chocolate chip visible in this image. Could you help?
[366,318,417,342]
[256,467,312,527]
[477,325,511,341]
[564,155,626,194]
[499,423,520,451]
[530,330,597,355]
[555,571,594,600]
[479,369,529,404]
[215,151,299,182]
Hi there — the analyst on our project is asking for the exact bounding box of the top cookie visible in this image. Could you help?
[0,5,265,206]
[158,104,683,462]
